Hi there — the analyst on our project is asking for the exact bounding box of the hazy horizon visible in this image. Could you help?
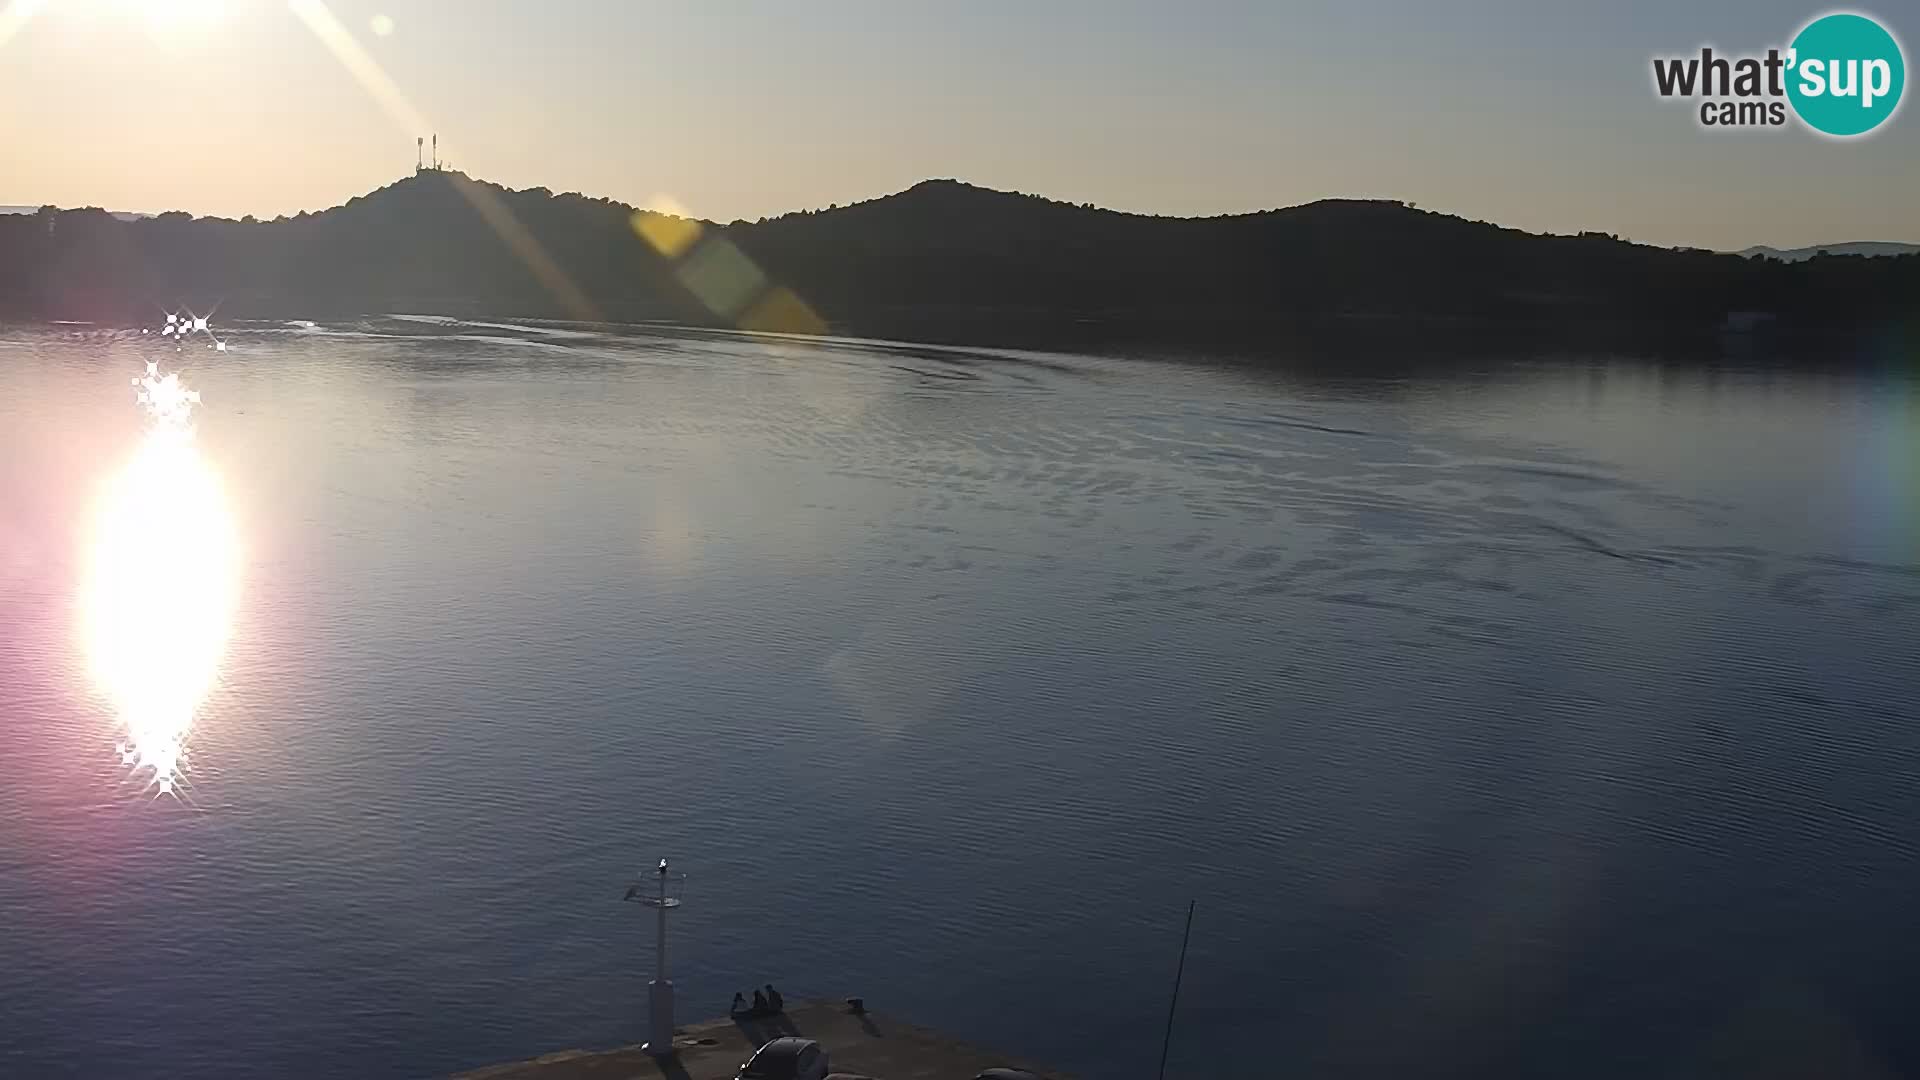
[1,0,1915,250]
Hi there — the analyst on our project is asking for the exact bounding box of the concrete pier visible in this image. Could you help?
[459,999,1065,1080]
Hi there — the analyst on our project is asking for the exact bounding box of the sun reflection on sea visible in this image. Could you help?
[80,346,239,797]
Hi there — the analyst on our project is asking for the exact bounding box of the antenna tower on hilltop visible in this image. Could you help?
[415,134,443,174]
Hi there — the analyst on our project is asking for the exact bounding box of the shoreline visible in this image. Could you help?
[459,998,1068,1080]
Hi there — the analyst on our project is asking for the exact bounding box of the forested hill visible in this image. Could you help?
[2,171,1914,349]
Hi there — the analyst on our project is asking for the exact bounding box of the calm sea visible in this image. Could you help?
[2,318,1916,1079]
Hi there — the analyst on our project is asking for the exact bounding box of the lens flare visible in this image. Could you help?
[82,338,238,796]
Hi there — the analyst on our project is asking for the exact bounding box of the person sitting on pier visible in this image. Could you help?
[765,984,784,1013]
[731,991,747,1014]
[751,989,770,1015]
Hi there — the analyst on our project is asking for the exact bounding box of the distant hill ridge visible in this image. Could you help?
[1735,241,1920,262]
[1,172,1915,350]
[0,204,151,221]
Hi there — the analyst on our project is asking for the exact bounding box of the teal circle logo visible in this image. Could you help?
[1787,12,1905,136]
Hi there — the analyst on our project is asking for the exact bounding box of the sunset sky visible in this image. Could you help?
[1,0,1914,249]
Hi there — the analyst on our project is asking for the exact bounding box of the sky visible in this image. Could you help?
[0,0,1914,250]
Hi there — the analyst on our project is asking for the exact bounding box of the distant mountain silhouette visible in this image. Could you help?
[1735,241,1920,262]
[0,204,150,221]
[2,172,1915,353]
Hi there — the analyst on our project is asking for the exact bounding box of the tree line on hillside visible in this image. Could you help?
[1,172,1914,355]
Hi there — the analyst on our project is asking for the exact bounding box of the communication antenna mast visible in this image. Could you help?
[623,858,686,1057]
[432,133,439,170]
[415,136,423,173]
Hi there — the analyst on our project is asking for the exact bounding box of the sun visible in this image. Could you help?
[43,0,233,34]
[42,0,232,35]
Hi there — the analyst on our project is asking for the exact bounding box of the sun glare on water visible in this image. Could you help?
[82,335,239,797]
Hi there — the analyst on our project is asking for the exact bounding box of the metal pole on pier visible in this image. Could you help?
[624,858,685,1056]
[1156,899,1196,1080]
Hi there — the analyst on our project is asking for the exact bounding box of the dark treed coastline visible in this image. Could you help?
[3,171,1915,357]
